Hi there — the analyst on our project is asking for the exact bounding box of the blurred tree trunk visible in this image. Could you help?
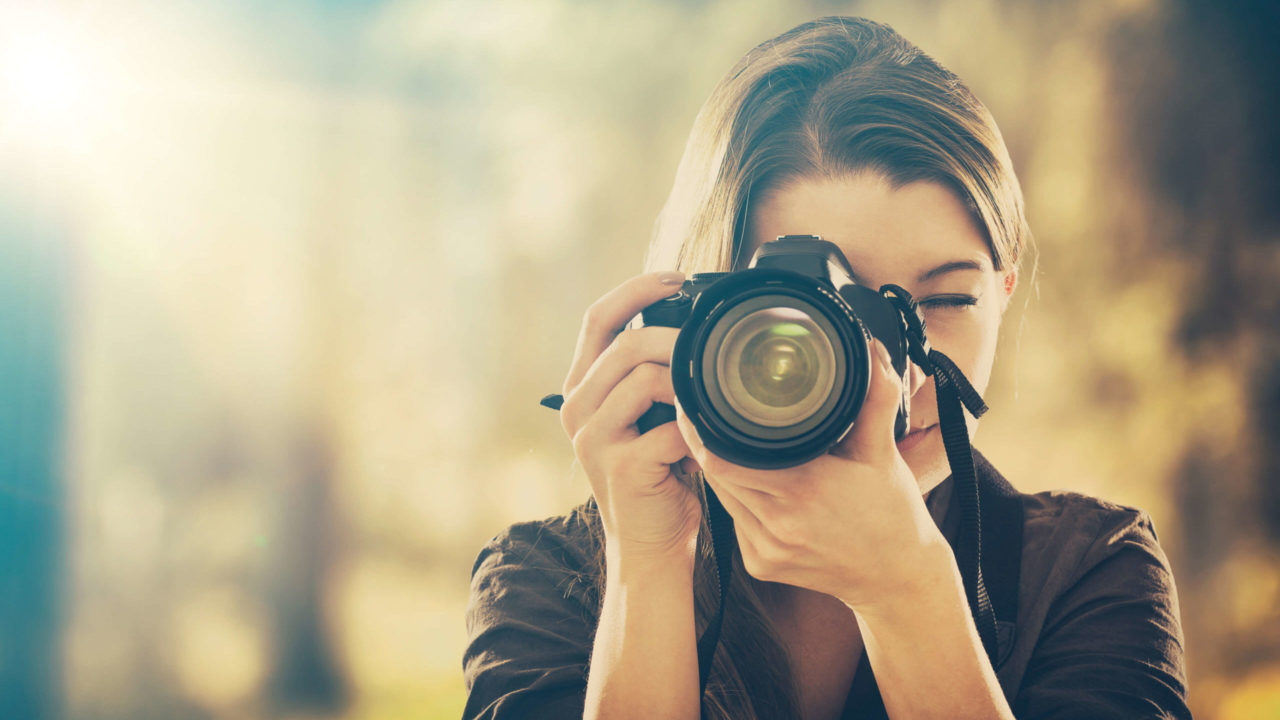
[1108,0,1280,679]
[0,185,68,719]
[266,117,350,716]
[268,430,346,713]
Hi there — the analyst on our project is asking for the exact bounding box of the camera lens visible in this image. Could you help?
[668,266,872,469]
[700,294,847,441]
[716,307,836,427]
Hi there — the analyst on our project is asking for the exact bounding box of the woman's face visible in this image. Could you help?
[744,174,1017,493]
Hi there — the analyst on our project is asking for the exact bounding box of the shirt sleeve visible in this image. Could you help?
[1013,509,1192,720]
[462,526,596,720]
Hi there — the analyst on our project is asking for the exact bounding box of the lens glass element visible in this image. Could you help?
[716,307,837,427]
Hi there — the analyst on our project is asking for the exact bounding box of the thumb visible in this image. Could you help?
[832,338,904,462]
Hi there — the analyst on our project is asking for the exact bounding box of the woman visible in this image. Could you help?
[463,17,1189,720]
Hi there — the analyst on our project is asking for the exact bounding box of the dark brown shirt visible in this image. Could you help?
[462,452,1191,719]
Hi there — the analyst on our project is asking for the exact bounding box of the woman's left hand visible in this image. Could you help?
[675,339,953,613]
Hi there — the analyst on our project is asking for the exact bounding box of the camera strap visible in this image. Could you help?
[697,482,735,696]
[881,283,1000,659]
[927,349,999,660]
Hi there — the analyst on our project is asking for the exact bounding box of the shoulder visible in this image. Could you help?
[463,502,602,718]
[468,500,603,622]
[1019,489,1170,596]
[472,500,600,574]
[973,451,1171,603]
[993,473,1190,717]
[1021,488,1156,536]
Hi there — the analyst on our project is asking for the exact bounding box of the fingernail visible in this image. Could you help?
[657,271,685,285]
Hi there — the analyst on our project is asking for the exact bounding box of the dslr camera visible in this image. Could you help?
[636,235,932,469]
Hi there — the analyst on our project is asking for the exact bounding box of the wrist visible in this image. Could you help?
[843,536,1012,720]
[845,532,959,621]
[606,537,697,586]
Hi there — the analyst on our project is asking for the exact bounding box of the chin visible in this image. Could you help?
[900,434,950,494]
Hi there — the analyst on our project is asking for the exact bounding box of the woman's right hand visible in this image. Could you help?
[559,271,703,565]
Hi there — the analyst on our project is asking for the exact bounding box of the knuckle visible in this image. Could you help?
[581,302,604,332]
[617,328,646,360]
[638,361,667,388]
[601,332,638,371]
[571,424,599,460]
[772,514,806,549]
[584,301,625,338]
[559,394,581,436]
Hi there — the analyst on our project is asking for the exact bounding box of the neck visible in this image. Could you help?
[755,579,848,616]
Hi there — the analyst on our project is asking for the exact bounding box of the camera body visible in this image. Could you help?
[637,235,922,469]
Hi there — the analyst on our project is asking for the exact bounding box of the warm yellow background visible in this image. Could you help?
[2,1,1277,719]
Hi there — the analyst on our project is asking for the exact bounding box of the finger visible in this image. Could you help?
[560,327,680,435]
[672,398,706,458]
[831,338,904,462]
[564,271,686,392]
[701,472,777,580]
[589,361,676,438]
[627,421,691,467]
[674,403,786,498]
[701,470,767,538]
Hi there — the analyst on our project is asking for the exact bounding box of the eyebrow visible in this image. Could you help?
[843,258,988,287]
[916,259,987,283]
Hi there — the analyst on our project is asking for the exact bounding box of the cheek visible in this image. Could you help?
[920,308,1002,395]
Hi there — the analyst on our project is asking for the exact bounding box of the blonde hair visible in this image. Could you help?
[591,16,1033,719]
[646,16,1030,277]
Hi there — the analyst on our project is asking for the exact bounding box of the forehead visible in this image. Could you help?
[745,174,992,280]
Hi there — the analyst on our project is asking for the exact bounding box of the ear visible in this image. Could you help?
[999,267,1018,312]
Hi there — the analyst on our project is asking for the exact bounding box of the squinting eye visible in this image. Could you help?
[919,294,978,311]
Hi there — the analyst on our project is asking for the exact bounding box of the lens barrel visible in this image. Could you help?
[671,268,872,469]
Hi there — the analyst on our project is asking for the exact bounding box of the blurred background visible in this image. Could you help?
[1,0,1277,718]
